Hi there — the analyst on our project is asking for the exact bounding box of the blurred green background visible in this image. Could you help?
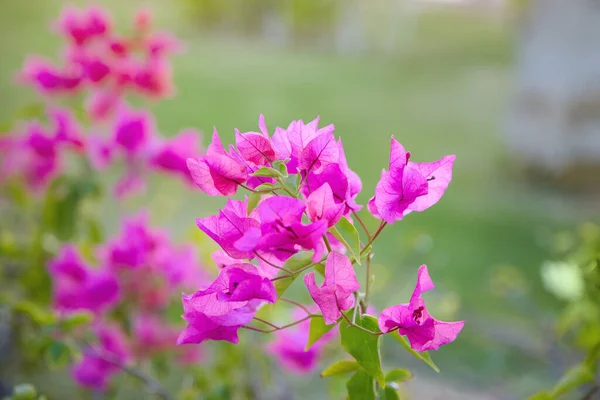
[1,0,598,398]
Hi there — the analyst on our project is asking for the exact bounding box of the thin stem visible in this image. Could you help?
[254,252,291,274]
[242,315,320,333]
[360,221,387,255]
[84,343,175,400]
[240,183,257,193]
[253,317,280,330]
[323,235,332,253]
[352,211,371,237]
[364,252,372,305]
[269,255,328,282]
[340,311,384,336]
[280,298,312,315]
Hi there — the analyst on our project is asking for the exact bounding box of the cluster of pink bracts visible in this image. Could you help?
[49,213,206,390]
[1,5,197,198]
[6,4,466,394]
[179,113,465,353]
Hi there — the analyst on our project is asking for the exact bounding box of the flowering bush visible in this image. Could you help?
[0,4,465,400]
[176,114,464,397]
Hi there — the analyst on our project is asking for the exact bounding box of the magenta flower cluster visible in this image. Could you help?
[48,213,207,390]
[179,114,464,356]
[20,6,181,119]
[2,6,201,197]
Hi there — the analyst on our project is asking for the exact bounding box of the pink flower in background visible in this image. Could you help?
[132,313,179,355]
[102,213,163,270]
[56,5,111,46]
[150,129,202,183]
[304,252,360,324]
[378,265,464,352]
[72,325,130,391]
[0,124,60,190]
[49,246,119,315]
[268,309,337,374]
[19,56,83,94]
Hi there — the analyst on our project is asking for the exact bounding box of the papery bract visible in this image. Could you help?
[304,252,360,324]
[49,246,119,315]
[151,129,201,182]
[196,198,260,259]
[249,196,328,262]
[306,182,344,227]
[378,265,464,352]
[406,155,456,213]
[72,325,129,391]
[187,129,248,196]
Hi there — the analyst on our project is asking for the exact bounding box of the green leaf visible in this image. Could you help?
[378,386,401,400]
[391,333,440,373]
[321,360,359,377]
[340,314,385,386]
[346,370,376,400]
[385,368,412,383]
[12,383,37,400]
[330,217,361,265]
[527,392,554,400]
[307,316,336,350]
[247,192,261,214]
[60,311,93,331]
[273,251,314,297]
[46,340,71,368]
[253,183,279,193]
[12,300,56,326]
[550,364,594,397]
[251,167,284,179]
[272,160,289,178]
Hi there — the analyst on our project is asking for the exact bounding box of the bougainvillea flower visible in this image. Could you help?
[49,246,119,314]
[268,309,337,374]
[132,313,178,356]
[368,137,455,223]
[306,182,344,227]
[50,109,83,148]
[86,89,123,121]
[378,265,464,352]
[150,129,201,182]
[405,155,456,213]
[243,196,328,262]
[72,325,129,391]
[196,198,261,259]
[19,56,83,94]
[113,107,153,155]
[102,212,165,270]
[234,115,276,166]
[299,130,338,175]
[304,252,360,324]
[367,137,428,223]
[56,5,111,46]
[187,129,248,196]
[197,264,277,303]
[286,117,334,174]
